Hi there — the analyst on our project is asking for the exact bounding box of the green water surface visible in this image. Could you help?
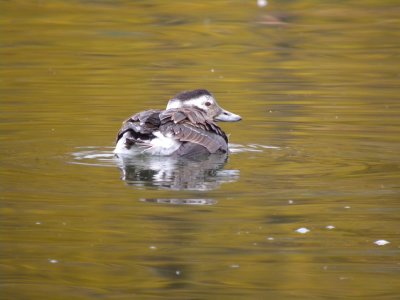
[1,1,399,299]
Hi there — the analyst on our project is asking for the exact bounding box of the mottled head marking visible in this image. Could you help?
[166,89,241,122]
[173,89,212,101]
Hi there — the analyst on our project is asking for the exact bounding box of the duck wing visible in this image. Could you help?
[159,108,229,154]
[116,109,162,144]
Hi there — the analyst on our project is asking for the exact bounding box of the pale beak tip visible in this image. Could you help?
[215,111,242,122]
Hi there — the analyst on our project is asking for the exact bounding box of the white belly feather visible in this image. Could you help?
[114,131,181,156]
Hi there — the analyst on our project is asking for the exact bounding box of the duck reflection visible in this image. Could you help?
[114,153,239,191]
[140,198,217,205]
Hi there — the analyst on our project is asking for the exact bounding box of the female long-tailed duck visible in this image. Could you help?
[114,89,241,156]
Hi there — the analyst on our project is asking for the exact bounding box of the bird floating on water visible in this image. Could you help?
[114,89,241,156]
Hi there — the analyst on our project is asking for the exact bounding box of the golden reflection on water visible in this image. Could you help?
[1,1,400,299]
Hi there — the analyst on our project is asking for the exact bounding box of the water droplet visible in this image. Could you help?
[257,0,268,7]
[296,227,310,234]
[374,240,390,246]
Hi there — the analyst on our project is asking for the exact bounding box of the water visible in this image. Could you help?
[1,1,399,299]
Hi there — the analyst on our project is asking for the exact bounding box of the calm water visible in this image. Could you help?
[1,1,399,299]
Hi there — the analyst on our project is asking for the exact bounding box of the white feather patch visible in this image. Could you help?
[145,132,181,155]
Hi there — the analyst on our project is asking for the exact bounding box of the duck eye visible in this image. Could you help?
[205,102,211,107]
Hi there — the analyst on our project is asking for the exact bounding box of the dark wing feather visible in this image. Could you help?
[159,108,228,154]
[169,111,187,124]
[116,109,162,143]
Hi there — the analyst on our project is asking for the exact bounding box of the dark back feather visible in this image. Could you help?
[116,107,229,154]
[116,109,162,143]
[159,108,228,153]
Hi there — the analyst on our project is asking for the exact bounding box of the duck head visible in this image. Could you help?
[166,89,242,122]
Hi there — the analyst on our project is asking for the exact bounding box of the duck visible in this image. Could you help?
[114,89,241,156]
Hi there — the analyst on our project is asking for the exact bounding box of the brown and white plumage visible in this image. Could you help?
[114,89,241,156]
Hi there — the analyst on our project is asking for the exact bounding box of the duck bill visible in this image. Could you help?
[214,109,242,122]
